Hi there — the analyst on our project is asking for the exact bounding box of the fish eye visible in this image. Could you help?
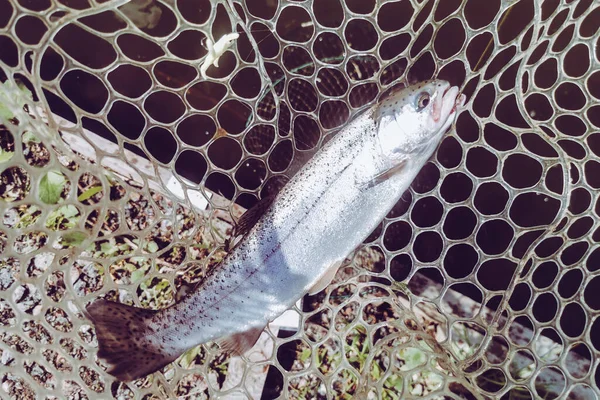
[416,92,430,111]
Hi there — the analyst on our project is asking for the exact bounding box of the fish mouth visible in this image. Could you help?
[439,85,466,120]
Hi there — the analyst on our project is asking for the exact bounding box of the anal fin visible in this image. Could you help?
[308,261,341,295]
[217,326,264,356]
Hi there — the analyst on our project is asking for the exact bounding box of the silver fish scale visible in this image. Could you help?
[0,0,598,399]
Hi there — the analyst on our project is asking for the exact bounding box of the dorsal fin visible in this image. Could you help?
[233,194,276,238]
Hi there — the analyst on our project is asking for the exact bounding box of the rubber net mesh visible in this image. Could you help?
[0,0,599,398]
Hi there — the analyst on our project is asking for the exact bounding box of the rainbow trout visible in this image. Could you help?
[87,80,465,381]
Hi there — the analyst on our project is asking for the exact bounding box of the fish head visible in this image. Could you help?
[374,80,466,161]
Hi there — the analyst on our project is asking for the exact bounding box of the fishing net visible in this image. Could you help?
[0,0,598,398]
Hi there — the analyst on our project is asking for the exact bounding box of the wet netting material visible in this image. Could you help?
[0,0,599,398]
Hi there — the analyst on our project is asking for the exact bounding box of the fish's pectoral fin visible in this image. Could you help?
[217,326,265,356]
[233,194,277,238]
[362,160,408,190]
[308,261,342,295]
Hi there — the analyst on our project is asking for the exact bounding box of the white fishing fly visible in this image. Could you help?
[87,80,466,381]
[200,32,239,79]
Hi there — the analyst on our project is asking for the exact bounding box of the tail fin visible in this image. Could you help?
[86,299,177,382]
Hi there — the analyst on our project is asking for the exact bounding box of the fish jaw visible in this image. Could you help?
[434,84,466,138]
[439,85,465,119]
[431,81,450,123]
